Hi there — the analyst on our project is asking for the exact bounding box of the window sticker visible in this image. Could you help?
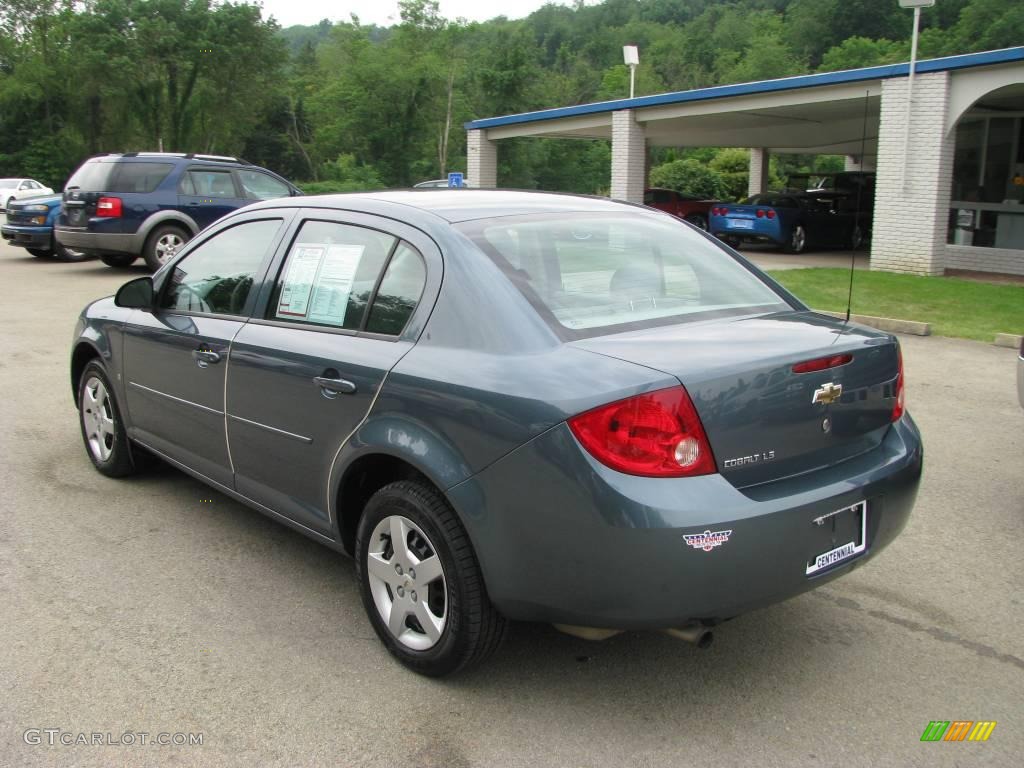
[276,245,323,317]
[276,243,365,326]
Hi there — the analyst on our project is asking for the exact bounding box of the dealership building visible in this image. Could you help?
[465,46,1024,277]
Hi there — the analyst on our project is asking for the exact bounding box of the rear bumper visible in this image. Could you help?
[1,224,52,249]
[54,226,135,255]
[447,414,923,629]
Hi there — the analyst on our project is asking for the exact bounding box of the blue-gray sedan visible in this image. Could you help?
[70,191,923,676]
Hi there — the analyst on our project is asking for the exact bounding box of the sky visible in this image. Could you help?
[253,0,589,28]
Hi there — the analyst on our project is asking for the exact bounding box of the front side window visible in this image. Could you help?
[237,170,291,201]
[269,221,396,330]
[160,219,282,315]
[460,212,791,338]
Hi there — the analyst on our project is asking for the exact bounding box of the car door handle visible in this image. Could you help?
[192,349,221,368]
[313,376,356,398]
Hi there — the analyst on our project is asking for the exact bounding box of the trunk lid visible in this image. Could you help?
[571,311,900,487]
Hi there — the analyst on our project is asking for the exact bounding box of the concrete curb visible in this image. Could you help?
[993,333,1022,349]
[817,310,931,336]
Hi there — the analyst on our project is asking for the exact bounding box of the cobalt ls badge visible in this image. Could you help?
[682,529,732,552]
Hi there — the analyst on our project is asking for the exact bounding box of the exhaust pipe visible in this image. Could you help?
[664,625,714,649]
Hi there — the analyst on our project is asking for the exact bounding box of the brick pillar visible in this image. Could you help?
[467,129,497,189]
[611,110,646,203]
[870,72,953,276]
[748,148,770,196]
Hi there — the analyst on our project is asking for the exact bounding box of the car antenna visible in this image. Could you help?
[845,90,871,323]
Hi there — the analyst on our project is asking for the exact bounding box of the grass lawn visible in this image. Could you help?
[767,268,1024,342]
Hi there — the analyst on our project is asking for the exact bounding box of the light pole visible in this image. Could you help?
[899,0,935,190]
[623,45,639,99]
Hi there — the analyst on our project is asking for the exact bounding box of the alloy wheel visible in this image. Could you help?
[365,514,448,651]
[155,232,184,264]
[81,375,115,462]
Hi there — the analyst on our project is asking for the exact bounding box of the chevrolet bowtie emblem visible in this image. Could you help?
[812,382,843,405]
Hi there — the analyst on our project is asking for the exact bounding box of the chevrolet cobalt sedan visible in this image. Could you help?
[71,191,923,676]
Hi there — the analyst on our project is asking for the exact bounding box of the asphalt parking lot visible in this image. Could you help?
[0,231,1021,767]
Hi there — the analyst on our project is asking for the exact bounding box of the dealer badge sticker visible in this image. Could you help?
[682,529,733,552]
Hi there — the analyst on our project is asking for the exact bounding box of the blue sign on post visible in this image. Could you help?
[447,172,464,188]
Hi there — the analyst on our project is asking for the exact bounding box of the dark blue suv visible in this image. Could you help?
[55,153,301,270]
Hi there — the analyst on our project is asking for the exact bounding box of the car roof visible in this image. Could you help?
[247,189,642,223]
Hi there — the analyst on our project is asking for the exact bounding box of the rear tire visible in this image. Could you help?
[143,224,189,271]
[355,480,506,676]
[100,253,137,268]
[77,360,137,478]
[785,225,807,254]
[27,247,53,258]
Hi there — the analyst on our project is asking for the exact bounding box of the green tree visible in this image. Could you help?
[650,158,726,199]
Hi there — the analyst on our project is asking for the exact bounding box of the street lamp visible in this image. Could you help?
[899,0,935,189]
[623,45,639,99]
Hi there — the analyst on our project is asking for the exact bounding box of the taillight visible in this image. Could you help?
[567,386,716,477]
[892,346,905,422]
[96,197,122,217]
[756,209,764,218]
[792,353,853,374]
[766,209,776,219]
[713,207,727,216]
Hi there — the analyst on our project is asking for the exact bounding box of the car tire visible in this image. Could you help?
[4,197,13,211]
[355,480,507,677]
[54,239,89,262]
[723,235,741,249]
[848,225,863,251]
[77,360,137,478]
[685,213,709,231]
[786,225,807,254]
[100,254,137,268]
[143,224,189,271]
[26,247,54,258]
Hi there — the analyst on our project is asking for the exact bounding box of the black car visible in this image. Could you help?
[55,152,301,270]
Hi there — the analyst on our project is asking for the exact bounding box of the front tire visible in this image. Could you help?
[685,213,709,231]
[54,239,88,262]
[101,253,137,268]
[77,360,136,478]
[355,480,506,676]
[143,224,189,271]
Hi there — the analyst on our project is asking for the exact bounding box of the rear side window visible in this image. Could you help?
[269,221,396,330]
[109,162,173,193]
[65,160,116,192]
[365,243,426,335]
[180,170,238,198]
[459,213,791,338]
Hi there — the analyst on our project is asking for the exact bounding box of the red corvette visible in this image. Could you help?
[644,188,716,230]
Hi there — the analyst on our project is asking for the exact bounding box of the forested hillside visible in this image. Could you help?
[1,0,1020,198]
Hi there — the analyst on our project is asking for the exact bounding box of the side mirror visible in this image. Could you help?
[115,277,155,309]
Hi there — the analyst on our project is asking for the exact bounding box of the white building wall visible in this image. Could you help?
[611,110,646,203]
[748,148,770,196]
[945,245,1024,275]
[871,72,953,276]
[467,129,497,188]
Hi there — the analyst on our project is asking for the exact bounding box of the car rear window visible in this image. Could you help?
[459,212,792,339]
[109,162,174,193]
[64,160,116,191]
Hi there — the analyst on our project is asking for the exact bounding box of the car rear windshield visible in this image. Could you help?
[745,194,798,208]
[64,159,172,193]
[459,212,793,339]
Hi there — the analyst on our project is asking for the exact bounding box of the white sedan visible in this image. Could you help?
[0,178,55,211]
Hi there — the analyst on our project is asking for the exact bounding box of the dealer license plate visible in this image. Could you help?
[805,501,866,575]
[730,219,754,229]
